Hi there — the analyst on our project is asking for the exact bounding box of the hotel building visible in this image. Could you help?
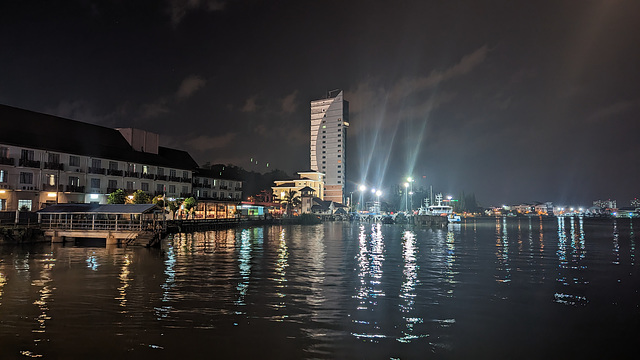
[0,104,242,212]
[310,90,349,204]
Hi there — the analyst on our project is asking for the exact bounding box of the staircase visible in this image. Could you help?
[125,230,161,247]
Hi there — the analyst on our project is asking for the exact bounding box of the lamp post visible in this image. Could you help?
[358,185,366,212]
[406,177,414,211]
[404,182,409,212]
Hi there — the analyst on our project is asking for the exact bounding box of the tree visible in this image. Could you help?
[283,189,300,216]
[168,199,181,219]
[107,189,126,204]
[132,190,151,204]
[152,195,165,208]
[183,197,197,219]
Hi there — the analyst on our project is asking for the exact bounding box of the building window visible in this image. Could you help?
[322,136,326,138]
[18,199,32,211]
[69,155,80,167]
[0,169,6,183]
[182,171,188,179]
[168,185,176,194]
[142,165,149,174]
[19,172,33,184]
[0,147,8,158]
[182,186,188,194]
[0,198,6,211]
[48,153,60,163]
[322,156,326,159]
[127,163,136,173]
[156,184,164,193]
[337,165,341,168]
[338,134,341,137]
[322,151,326,153]
[337,181,341,184]
[141,182,149,191]
[322,161,326,164]
[108,179,118,189]
[91,159,102,169]
[90,178,100,189]
[203,191,208,198]
[126,181,134,190]
[69,176,80,186]
[322,130,326,133]
[170,169,177,178]
[322,141,326,144]
[158,167,165,176]
[338,171,341,173]
[322,146,326,148]
[21,149,34,161]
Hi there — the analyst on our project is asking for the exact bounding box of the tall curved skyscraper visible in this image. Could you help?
[310,90,349,204]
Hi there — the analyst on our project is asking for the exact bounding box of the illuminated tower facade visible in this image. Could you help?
[310,90,349,204]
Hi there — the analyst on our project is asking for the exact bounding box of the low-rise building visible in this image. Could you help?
[0,104,241,211]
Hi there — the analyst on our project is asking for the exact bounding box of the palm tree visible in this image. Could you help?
[283,189,301,216]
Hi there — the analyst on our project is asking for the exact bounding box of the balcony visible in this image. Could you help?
[235,187,243,191]
[180,192,193,198]
[125,171,140,178]
[169,176,181,182]
[42,184,64,192]
[140,173,155,180]
[44,162,64,171]
[106,187,119,194]
[156,175,167,181]
[88,167,106,175]
[19,158,41,168]
[107,169,123,176]
[154,190,165,196]
[181,177,192,183]
[219,185,228,190]
[65,185,85,193]
[0,157,15,166]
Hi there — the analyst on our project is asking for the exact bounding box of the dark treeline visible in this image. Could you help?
[201,163,292,201]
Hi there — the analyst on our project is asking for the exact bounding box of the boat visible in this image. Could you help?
[418,194,460,223]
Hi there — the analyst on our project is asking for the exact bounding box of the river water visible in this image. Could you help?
[0,217,637,359]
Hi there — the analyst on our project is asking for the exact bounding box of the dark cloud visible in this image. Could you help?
[1,0,639,206]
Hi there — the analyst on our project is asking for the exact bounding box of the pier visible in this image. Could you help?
[38,204,164,246]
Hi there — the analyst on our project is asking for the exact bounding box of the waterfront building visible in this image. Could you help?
[0,104,242,211]
[272,170,325,205]
[192,168,243,202]
[310,90,349,204]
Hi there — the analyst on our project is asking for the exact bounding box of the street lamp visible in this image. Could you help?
[406,177,414,211]
[357,185,367,212]
[404,183,409,212]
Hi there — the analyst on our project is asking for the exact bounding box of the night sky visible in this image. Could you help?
[1,0,639,207]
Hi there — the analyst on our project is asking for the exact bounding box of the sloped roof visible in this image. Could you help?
[0,104,198,170]
[38,203,159,214]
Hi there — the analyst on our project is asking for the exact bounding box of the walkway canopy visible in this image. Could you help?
[38,204,162,231]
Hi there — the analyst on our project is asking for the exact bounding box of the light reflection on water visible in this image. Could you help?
[0,218,638,359]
